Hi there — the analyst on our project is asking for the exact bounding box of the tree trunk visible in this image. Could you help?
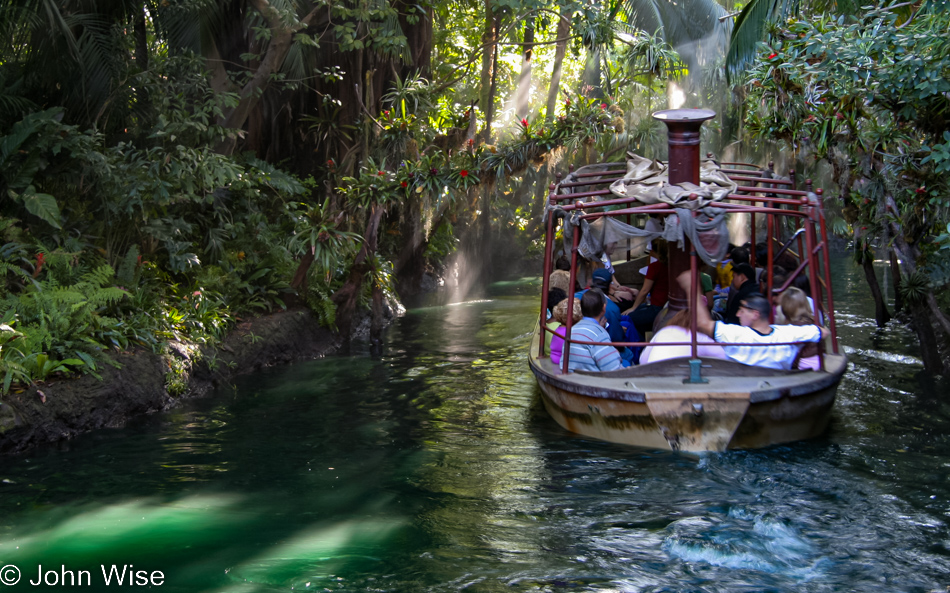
[332,204,385,340]
[908,300,944,373]
[545,7,571,121]
[515,21,535,119]
[478,183,493,283]
[133,6,149,71]
[860,250,891,327]
[889,249,903,313]
[290,248,315,292]
[582,48,603,98]
[393,189,428,297]
[370,280,384,356]
[214,0,327,155]
[478,0,500,142]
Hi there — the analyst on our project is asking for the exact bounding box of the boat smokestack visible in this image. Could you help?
[653,108,716,185]
[652,108,716,313]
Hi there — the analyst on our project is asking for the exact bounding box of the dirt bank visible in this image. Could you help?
[0,308,351,455]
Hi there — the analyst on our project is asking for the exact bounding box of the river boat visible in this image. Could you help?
[529,108,846,452]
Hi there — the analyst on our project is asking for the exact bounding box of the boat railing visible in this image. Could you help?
[538,161,838,381]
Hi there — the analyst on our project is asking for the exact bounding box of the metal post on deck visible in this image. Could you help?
[802,195,825,371]
[561,206,583,373]
[538,183,557,357]
[685,256,709,382]
[767,209,774,323]
[815,188,839,353]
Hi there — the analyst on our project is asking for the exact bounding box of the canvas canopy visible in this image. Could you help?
[549,154,739,270]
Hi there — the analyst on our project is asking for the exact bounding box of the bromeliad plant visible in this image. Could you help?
[741,1,950,370]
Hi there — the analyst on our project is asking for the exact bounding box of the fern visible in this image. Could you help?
[115,245,139,288]
[304,273,338,330]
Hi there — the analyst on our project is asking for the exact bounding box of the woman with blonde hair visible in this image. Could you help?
[549,297,583,365]
[780,287,821,370]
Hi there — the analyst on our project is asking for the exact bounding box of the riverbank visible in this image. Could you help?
[0,304,398,456]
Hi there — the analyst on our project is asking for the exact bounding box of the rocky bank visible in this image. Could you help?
[0,307,371,455]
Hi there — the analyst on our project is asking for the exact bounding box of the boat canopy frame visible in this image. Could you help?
[537,159,839,380]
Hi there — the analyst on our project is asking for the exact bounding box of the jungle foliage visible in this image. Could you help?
[1,0,719,394]
[740,0,950,371]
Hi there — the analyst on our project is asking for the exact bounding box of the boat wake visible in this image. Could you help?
[662,509,828,579]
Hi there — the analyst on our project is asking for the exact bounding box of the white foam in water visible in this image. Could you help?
[663,511,827,580]
[842,345,922,366]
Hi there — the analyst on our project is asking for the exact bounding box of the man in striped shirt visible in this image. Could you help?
[567,289,627,373]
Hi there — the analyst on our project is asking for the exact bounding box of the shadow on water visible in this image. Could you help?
[1,263,950,592]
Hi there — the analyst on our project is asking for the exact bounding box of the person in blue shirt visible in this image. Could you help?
[567,289,628,372]
[576,268,636,364]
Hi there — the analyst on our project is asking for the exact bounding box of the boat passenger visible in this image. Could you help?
[770,273,788,324]
[722,263,759,325]
[639,309,726,364]
[566,289,628,372]
[677,271,828,371]
[549,296,582,365]
[623,238,669,337]
[577,269,634,363]
[607,276,638,312]
[717,245,747,290]
[545,287,568,352]
[791,274,825,324]
[780,287,822,370]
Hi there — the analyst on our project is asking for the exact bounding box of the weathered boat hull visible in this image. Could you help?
[529,327,845,452]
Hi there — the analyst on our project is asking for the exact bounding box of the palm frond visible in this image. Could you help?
[725,0,787,83]
[621,0,731,70]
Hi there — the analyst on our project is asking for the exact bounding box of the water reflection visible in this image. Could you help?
[0,265,948,591]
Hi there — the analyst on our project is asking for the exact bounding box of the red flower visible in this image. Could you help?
[521,118,528,127]
[401,181,408,188]
[36,253,45,265]
[136,255,142,265]
[378,170,385,176]
[600,103,607,110]
[193,290,201,297]
[467,138,474,146]
[460,170,469,178]
[916,187,926,194]
[768,53,778,59]
[565,99,571,106]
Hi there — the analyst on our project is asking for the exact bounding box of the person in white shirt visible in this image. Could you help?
[676,271,828,370]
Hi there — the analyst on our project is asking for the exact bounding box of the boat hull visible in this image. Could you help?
[529,327,844,452]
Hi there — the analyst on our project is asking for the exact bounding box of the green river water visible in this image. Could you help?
[0,257,949,592]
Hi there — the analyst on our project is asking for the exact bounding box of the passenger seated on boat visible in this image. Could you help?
[577,269,635,364]
[607,276,638,312]
[623,238,669,337]
[566,289,629,372]
[770,273,788,324]
[677,272,828,371]
[545,287,568,351]
[791,274,825,324]
[780,287,822,371]
[639,309,726,365]
[549,296,582,365]
[722,263,759,325]
[717,245,747,291]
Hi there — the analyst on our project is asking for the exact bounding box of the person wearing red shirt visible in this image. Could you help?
[623,238,669,338]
